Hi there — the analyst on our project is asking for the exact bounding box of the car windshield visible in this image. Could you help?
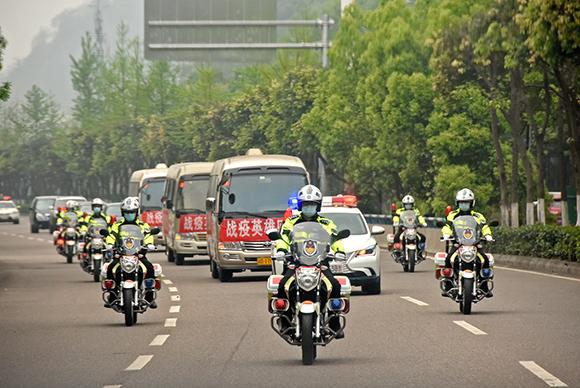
[106,203,122,217]
[176,176,209,213]
[35,198,54,211]
[140,178,166,211]
[220,173,307,217]
[0,202,15,209]
[452,215,480,246]
[320,211,367,235]
[399,210,418,228]
[55,197,86,209]
[290,222,331,266]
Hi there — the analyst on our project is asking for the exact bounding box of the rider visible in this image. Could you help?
[274,184,346,338]
[80,198,112,256]
[55,200,85,245]
[441,188,494,297]
[104,197,157,308]
[392,195,427,259]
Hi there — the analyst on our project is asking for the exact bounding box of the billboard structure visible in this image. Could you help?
[144,0,333,67]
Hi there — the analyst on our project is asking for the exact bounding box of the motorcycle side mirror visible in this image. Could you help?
[99,229,109,237]
[166,199,173,209]
[489,220,499,227]
[336,229,351,240]
[206,197,215,211]
[150,227,161,235]
[436,220,446,228]
[228,193,236,205]
[266,229,281,241]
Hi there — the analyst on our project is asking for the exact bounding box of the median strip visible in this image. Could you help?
[125,355,153,371]
[400,296,429,306]
[453,320,487,335]
[149,334,170,346]
[519,361,568,387]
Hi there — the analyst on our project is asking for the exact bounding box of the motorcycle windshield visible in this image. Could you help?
[400,210,418,228]
[452,216,480,246]
[290,222,331,266]
[63,212,78,227]
[89,219,108,237]
[118,224,144,255]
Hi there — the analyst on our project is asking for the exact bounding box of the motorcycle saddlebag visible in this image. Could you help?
[335,275,351,297]
[267,275,284,299]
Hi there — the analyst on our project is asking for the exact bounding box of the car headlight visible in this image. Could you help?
[120,256,138,273]
[356,244,377,256]
[459,246,476,262]
[218,241,242,250]
[36,213,48,221]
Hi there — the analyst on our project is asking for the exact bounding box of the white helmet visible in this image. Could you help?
[297,184,323,211]
[66,200,79,210]
[92,198,105,207]
[121,197,140,212]
[456,188,475,208]
[402,195,415,204]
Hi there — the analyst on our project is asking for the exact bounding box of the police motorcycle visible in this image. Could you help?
[100,225,163,327]
[266,223,352,365]
[80,219,109,282]
[55,212,80,264]
[391,210,424,273]
[438,216,498,315]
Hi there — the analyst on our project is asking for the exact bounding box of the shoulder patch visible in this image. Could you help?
[318,218,330,225]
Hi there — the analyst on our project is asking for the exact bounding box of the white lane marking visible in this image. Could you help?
[169,305,181,313]
[103,385,122,388]
[36,238,44,242]
[519,361,568,387]
[149,334,170,346]
[453,320,487,335]
[171,295,180,302]
[163,279,173,285]
[496,266,580,283]
[164,318,177,327]
[27,236,34,240]
[125,355,153,371]
[400,296,429,306]
[168,286,178,292]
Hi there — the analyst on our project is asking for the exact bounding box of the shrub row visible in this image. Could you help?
[490,225,580,262]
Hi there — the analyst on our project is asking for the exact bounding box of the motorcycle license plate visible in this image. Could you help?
[66,241,76,246]
[257,257,272,266]
[407,244,416,249]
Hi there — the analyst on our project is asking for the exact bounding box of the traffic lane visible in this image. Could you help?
[119,257,539,388]
[0,225,173,388]
[380,249,580,386]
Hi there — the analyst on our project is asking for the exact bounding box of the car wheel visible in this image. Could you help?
[210,259,219,279]
[31,223,39,233]
[175,254,185,266]
[218,265,233,282]
[362,277,381,295]
[13,219,19,225]
[166,248,175,263]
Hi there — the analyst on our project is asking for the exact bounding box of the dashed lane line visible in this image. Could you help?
[149,334,170,346]
[519,361,568,387]
[495,266,580,283]
[164,318,177,327]
[168,286,178,292]
[102,385,122,388]
[163,279,173,285]
[169,305,181,313]
[453,320,487,335]
[171,295,180,302]
[125,355,153,371]
[400,296,429,306]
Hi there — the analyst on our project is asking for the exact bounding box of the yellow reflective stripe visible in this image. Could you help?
[322,276,333,296]
[284,277,295,293]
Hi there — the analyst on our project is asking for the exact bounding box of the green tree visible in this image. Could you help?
[0,27,10,102]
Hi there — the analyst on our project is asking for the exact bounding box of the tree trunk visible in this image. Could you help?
[516,128,535,225]
[506,67,525,228]
[490,107,510,225]
[556,106,569,226]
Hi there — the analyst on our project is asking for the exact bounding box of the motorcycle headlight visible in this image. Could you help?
[120,256,138,273]
[296,268,320,291]
[92,238,103,248]
[66,228,76,237]
[218,241,242,250]
[459,246,476,263]
[405,228,417,239]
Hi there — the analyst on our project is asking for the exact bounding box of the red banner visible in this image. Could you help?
[141,210,163,227]
[219,218,284,242]
[179,214,207,233]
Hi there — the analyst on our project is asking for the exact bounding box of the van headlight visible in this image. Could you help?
[176,233,195,241]
[218,242,242,251]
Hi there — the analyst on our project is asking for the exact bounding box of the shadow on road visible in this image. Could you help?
[255,355,382,367]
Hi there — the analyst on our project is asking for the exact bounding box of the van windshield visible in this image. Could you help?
[140,178,166,211]
[220,173,307,217]
[35,198,54,211]
[176,176,209,213]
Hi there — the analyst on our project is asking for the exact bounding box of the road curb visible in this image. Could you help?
[492,254,580,278]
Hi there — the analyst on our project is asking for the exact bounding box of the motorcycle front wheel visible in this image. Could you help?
[66,251,73,264]
[408,250,416,273]
[123,288,135,327]
[93,263,101,282]
[301,314,315,365]
[461,278,474,315]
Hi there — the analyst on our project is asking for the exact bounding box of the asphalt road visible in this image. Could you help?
[1,219,579,388]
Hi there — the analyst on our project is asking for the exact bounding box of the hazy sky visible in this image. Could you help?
[0,0,91,71]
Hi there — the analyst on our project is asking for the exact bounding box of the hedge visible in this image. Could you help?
[490,225,580,262]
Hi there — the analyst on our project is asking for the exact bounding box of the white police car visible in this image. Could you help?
[320,195,384,295]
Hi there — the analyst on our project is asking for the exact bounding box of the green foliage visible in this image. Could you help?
[0,27,11,102]
[491,225,580,261]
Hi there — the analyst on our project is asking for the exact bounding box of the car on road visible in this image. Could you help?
[29,195,57,232]
[0,200,20,224]
[320,195,385,295]
[49,196,87,233]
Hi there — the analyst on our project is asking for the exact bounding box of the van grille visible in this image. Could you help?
[195,233,207,242]
[242,241,271,251]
